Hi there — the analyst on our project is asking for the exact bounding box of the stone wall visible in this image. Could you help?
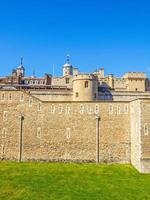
[130,99,150,173]
[140,100,150,173]
[30,91,72,101]
[0,90,150,173]
[114,78,126,91]
[0,90,130,164]
[52,76,73,88]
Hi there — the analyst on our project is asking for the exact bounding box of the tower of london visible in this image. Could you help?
[0,55,150,173]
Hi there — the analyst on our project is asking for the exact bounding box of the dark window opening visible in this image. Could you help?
[85,81,88,88]
[66,78,69,84]
[76,92,79,98]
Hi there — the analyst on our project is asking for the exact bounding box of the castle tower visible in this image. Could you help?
[16,57,25,77]
[63,55,73,76]
[73,74,98,101]
[99,68,104,78]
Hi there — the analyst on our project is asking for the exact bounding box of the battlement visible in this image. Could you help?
[123,72,147,79]
[73,74,97,81]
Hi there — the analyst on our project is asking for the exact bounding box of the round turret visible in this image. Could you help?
[63,54,73,76]
[73,74,98,101]
[63,63,73,76]
[16,65,25,77]
[16,57,25,77]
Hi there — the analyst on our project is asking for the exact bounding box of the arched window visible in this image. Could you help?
[87,105,92,114]
[117,105,121,114]
[37,127,41,138]
[66,105,70,114]
[2,128,6,138]
[3,111,8,121]
[66,128,71,139]
[8,93,12,101]
[38,102,42,111]
[109,104,113,115]
[29,97,33,107]
[58,104,63,114]
[35,80,38,85]
[1,145,4,154]
[50,104,55,114]
[80,104,84,114]
[1,93,5,101]
[95,104,100,114]
[124,104,128,114]
[144,123,148,135]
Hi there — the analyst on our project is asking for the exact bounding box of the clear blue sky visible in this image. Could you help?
[0,0,150,77]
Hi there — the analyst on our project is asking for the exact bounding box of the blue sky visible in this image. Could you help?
[0,0,150,77]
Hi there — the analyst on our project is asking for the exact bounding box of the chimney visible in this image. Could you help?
[45,74,52,85]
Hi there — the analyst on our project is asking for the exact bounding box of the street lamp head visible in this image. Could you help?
[95,115,100,120]
[19,113,24,120]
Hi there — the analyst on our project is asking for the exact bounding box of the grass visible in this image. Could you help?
[0,162,150,200]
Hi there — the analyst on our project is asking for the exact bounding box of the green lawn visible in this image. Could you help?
[0,162,149,200]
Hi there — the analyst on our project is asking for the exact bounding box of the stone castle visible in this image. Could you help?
[0,55,150,173]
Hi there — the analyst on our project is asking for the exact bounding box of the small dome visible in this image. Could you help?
[17,64,25,70]
[63,63,72,68]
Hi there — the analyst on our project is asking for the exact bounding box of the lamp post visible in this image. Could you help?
[19,113,24,162]
[95,116,100,163]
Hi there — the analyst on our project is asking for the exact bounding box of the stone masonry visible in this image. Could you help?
[0,90,149,173]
